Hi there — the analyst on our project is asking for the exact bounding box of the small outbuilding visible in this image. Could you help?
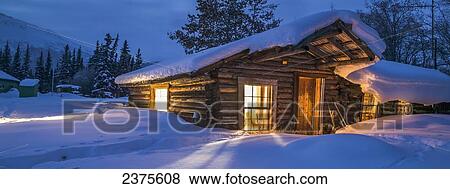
[19,79,39,97]
[0,70,19,93]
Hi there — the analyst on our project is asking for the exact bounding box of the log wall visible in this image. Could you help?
[126,60,365,134]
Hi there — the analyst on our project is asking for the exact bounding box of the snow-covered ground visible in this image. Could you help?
[0,94,449,168]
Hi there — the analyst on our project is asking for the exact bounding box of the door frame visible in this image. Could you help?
[150,83,170,111]
[237,77,278,131]
[294,74,325,134]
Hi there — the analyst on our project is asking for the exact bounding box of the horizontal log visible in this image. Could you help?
[171,80,216,88]
[220,94,238,101]
[278,93,293,99]
[219,87,237,93]
[169,107,209,114]
[170,91,206,97]
[169,85,205,93]
[170,97,208,103]
[217,76,237,83]
[217,72,234,79]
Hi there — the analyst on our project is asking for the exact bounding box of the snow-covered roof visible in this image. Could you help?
[19,79,39,87]
[56,84,81,89]
[339,60,450,104]
[0,70,19,82]
[116,10,386,84]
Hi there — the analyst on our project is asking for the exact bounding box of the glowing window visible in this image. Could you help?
[243,85,273,131]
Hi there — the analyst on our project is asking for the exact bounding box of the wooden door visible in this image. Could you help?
[297,77,323,134]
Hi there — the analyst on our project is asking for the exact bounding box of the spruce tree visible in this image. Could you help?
[44,50,53,93]
[21,44,32,79]
[11,44,21,79]
[129,56,136,71]
[76,47,84,71]
[92,34,118,98]
[88,41,101,70]
[35,51,45,91]
[111,34,119,62]
[71,48,77,76]
[134,48,143,70]
[110,34,120,77]
[118,40,131,75]
[169,0,281,54]
[57,44,72,84]
[0,41,12,73]
[246,0,280,33]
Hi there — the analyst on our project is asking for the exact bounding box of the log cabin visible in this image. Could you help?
[116,10,426,134]
[115,11,388,134]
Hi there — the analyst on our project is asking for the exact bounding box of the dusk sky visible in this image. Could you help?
[0,0,366,61]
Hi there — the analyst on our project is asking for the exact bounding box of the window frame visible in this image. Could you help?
[238,77,278,131]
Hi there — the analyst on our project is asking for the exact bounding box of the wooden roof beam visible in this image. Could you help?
[253,48,307,63]
[335,21,377,60]
[328,37,357,60]
[305,44,334,63]
[316,58,372,69]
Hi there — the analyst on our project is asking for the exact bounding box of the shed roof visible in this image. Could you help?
[19,79,39,87]
[0,70,19,82]
[115,10,386,85]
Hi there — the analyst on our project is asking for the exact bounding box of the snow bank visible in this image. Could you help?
[34,134,408,169]
[56,84,80,90]
[0,93,84,118]
[340,60,450,104]
[0,70,19,82]
[19,79,39,87]
[284,134,405,168]
[337,114,450,137]
[0,110,231,168]
[0,88,19,98]
[116,10,385,84]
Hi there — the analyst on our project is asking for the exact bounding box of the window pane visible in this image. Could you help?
[244,97,253,107]
[243,84,272,131]
[244,85,253,97]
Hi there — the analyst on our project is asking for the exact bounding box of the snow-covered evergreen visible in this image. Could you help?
[134,48,143,70]
[34,51,45,91]
[0,41,11,73]
[91,34,119,98]
[118,40,132,75]
[169,0,281,54]
[56,45,72,84]
[20,44,32,79]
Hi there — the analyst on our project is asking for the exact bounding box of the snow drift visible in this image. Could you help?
[340,60,450,104]
[115,10,386,84]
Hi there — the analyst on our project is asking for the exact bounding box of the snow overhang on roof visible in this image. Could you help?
[0,70,19,82]
[337,60,450,105]
[115,10,386,85]
[19,79,39,87]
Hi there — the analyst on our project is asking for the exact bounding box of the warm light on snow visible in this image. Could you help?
[0,116,65,124]
[1,93,449,168]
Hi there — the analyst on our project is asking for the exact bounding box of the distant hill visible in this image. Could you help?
[0,13,92,67]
